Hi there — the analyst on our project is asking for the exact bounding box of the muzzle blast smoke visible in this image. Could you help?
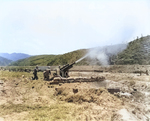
[75,54,88,63]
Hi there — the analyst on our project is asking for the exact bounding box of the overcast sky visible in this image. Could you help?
[0,0,150,55]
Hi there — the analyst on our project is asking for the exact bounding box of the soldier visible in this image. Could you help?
[32,65,38,80]
[43,66,51,80]
[58,65,62,77]
[24,68,27,72]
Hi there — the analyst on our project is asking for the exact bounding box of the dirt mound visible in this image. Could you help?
[64,88,106,104]
[55,87,122,107]
[54,87,125,120]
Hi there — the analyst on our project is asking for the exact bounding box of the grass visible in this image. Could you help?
[0,70,44,80]
[0,71,87,121]
[0,71,30,78]
[0,103,78,121]
[0,70,126,121]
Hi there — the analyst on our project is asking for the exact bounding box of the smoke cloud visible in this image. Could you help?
[86,44,128,66]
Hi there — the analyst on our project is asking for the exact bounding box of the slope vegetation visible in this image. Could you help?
[115,35,150,65]
[10,49,87,66]
[0,56,12,66]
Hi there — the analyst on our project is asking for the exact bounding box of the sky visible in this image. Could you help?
[0,0,150,55]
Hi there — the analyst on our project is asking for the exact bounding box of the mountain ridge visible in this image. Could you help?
[0,53,31,61]
[0,56,12,66]
[4,35,150,66]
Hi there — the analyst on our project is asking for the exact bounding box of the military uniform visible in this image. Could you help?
[32,66,38,80]
[43,67,51,80]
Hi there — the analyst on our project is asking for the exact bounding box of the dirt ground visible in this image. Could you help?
[0,66,150,121]
[69,72,150,120]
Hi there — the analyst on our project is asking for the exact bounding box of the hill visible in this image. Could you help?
[9,44,128,66]
[0,53,31,61]
[9,35,150,66]
[115,35,150,65]
[10,49,87,66]
[0,56,12,66]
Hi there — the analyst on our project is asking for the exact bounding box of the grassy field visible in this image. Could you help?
[0,69,149,121]
[0,71,97,121]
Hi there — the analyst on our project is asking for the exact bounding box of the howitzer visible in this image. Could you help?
[59,62,76,78]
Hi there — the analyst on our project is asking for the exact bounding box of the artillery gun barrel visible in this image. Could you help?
[60,62,76,71]
[60,64,69,71]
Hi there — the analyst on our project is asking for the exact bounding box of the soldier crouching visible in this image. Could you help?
[43,66,51,81]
